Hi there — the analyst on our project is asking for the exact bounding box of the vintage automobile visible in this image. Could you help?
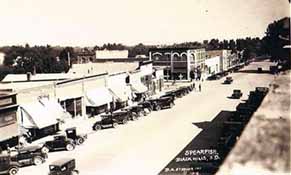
[41,135,76,153]
[148,96,175,111]
[0,154,20,175]
[107,111,130,124]
[65,127,87,145]
[138,101,153,112]
[223,76,233,84]
[122,105,147,118]
[92,117,119,131]
[207,74,221,80]
[10,145,48,166]
[231,89,243,99]
[48,158,79,175]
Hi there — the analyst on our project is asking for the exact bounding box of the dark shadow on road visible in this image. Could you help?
[159,110,236,175]
[192,121,212,130]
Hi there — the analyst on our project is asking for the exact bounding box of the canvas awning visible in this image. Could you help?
[85,87,114,107]
[39,98,70,119]
[19,101,58,129]
[131,82,148,93]
[109,86,131,102]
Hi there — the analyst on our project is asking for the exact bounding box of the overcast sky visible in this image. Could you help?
[0,0,289,47]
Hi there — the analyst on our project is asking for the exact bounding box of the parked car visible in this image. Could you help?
[108,111,130,124]
[207,74,221,80]
[65,127,87,145]
[10,145,48,166]
[223,76,233,84]
[92,117,118,131]
[41,135,76,153]
[138,101,153,112]
[48,158,79,175]
[122,105,147,118]
[148,97,175,111]
[231,89,243,99]
[0,154,20,175]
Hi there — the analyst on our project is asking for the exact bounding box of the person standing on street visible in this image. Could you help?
[199,83,201,92]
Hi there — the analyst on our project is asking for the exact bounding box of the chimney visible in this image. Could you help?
[26,72,32,81]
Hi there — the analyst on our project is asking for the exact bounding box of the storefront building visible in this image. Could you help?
[149,48,206,81]
[0,93,19,150]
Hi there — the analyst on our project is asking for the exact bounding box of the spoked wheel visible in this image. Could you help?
[112,122,118,128]
[33,156,44,166]
[169,102,174,108]
[93,124,102,131]
[41,146,49,154]
[9,167,18,175]
[71,170,79,175]
[155,105,161,111]
[122,119,128,124]
[132,114,138,121]
[66,144,75,151]
[76,137,84,145]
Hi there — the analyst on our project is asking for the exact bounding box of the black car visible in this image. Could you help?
[148,97,175,111]
[65,127,87,145]
[105,111,130,124]
[231,89,243,99]
[138,101,153,112]
[207,74,221,80]
[223,76,233,84]
[92,117,118,131]
[10,145,48,166]
[48,158,79,175]
[122,105,147,119]
[41,135,76,153]
[0,154,20,175]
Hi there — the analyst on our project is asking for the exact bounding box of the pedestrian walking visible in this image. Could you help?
[199,84,201,92]
[193,82,196,90]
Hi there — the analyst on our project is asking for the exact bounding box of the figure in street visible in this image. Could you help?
[199,84,201,92]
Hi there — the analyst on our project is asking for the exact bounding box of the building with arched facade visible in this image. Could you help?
[149,48,206,81]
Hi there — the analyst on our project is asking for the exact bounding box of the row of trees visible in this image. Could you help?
[0,16,289,80]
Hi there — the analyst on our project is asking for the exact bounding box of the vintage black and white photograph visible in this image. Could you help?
[0,0,290,175]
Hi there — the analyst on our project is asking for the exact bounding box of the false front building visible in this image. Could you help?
[149,48,206,81]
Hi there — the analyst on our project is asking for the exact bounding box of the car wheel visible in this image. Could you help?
[41,146,49,154]
[132,114,138,121]
[9,167,18,175]
[142,110,147,116]
[155,105,161,111]
[122,119,128,124]
[169,102,174,108]
[33,156,44,166]
[76,137,84,145]
[71,170,79,175]
[66,144,75,151]
[138,111,144,117]
[93,124,102,131]
[112,122,118,128]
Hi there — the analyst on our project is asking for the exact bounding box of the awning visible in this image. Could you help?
[85,87,113,107]
[19,101,58,129]
[131,82,148,93]
[39,98,70,119]
[109,86,131,102]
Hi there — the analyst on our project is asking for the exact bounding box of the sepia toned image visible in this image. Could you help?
[0,0,290,175]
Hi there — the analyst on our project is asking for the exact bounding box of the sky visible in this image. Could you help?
[0,0,289,47]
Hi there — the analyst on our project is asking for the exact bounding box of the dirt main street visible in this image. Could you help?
[20,60,276,175]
